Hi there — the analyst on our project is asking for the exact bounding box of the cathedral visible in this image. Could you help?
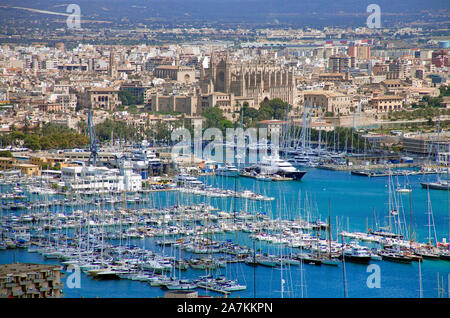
[199,53,296,120]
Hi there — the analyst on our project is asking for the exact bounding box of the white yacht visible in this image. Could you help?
[131,140,161,167]
[245,153,306,180]
[173,173,204,188]
[215,164,239,177]
[289,154,319,168]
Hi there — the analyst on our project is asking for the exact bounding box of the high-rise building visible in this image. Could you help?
[348,45,370,60]
[328,55,355,73]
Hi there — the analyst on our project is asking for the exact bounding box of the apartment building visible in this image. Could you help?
[0,263,64,298]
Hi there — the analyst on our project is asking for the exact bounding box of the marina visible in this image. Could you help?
[1,165,450,298]
[1,96,449,298]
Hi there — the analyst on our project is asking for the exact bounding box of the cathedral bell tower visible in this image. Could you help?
[109,47,117,78]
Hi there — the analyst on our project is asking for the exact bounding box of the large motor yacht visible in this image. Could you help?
[244,153,306,180]
[215,164,239,177]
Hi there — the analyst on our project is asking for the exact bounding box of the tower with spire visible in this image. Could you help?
[109,47,117,78]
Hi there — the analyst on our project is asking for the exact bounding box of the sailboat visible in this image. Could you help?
[163,278,198,290]
[396,173,412,193]
[420,117,450,191]
[163,242,198,291]
[319,201,339,266]
[414,188,441,259]
[420,176,450,191]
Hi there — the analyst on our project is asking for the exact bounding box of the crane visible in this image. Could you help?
[87,110,100,166]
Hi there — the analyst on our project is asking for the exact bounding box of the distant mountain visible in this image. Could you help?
[0,0,448,27]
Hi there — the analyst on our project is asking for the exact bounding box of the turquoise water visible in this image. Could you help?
[1,168,449,298]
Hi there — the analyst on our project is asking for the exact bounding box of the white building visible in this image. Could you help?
[438,152,450,166]
[61,163,142,193]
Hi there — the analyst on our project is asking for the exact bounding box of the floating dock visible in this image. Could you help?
[351,170,438,177]
[196,284,230,295]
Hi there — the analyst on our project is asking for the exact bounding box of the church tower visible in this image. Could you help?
[109,47,117,78]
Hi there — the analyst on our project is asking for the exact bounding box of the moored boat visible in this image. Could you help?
[343,247,372,264]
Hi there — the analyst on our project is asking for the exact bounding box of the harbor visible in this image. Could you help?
[1,107,449,298]
[1,165,450,298]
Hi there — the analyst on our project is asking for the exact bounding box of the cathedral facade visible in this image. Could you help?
[199,53,296,120]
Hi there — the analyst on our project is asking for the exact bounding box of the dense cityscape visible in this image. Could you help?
[0,0,449,304]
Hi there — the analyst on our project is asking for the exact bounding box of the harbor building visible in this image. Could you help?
[0,157,19,170]
[61,162,142,193]
[438,152,450,166]
[0,263,64,298]
[62,151,118,164]
[402,133,450,157]
[11,163,41,177]
[30,155,68,169]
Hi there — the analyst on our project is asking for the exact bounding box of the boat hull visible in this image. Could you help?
[420,182,450,190]
[280,171,307,181]
[381,255,413,264]
[343,255,371,264]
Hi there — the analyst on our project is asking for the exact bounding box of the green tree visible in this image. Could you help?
[95,119,140,142]
[118,90,143,106]
[258,98,289,120]
[24,135,40,151]
[10,131,25,145]
[0,150,13,157]
[238,103,259,128]
[154,121,171,141]
[202,106,233,133]
[118,90,132,105]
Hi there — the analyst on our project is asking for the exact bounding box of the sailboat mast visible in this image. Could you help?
[328,199,332,259]
[302,101,307,152]
[419,259,423,298]
[388,167,392,233]
[318,119,322,156]
[341,225,348,298]
[409,190,413,251]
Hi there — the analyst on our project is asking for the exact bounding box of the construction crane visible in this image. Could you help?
[87,110,100,166]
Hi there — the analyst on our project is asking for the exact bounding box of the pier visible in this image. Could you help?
[196,284,231,295]
[318,163,417,171]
